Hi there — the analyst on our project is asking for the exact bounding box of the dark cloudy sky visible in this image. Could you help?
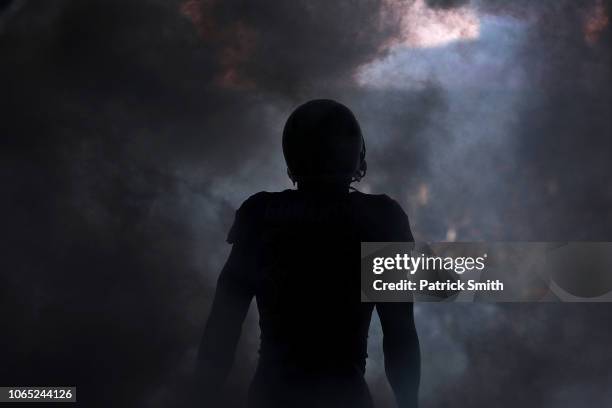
[1,0,611,407]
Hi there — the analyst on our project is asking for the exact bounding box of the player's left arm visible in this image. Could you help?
[195,241,255,404]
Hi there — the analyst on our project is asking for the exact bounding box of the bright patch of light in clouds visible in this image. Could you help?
[356,14,528,90]
[397,0,480,48]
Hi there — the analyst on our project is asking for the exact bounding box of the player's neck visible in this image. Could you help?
[297,180,350,194]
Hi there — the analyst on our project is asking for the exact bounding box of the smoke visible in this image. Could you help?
[1,0,611,407]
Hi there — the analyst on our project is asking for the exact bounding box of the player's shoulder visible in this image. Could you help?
[350,191,406,215]
[234,190,299,220]
[239,190,275,208]
[238,190,293,209]
[228,191,279,244]
[240,190,404,213]
[350,191,412,241]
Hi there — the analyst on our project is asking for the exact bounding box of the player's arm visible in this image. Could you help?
[377,302,421,408]
[375,196,420,407]
[195,241,255,403]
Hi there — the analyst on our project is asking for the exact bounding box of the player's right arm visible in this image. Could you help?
[377,302,421,408]
[377,195,420,408]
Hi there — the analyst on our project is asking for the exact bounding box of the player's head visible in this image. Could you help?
[282,99,367,185]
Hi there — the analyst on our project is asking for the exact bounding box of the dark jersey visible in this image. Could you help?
[199,189,419,408]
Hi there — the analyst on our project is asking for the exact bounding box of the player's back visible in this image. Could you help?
[228,188,413,407]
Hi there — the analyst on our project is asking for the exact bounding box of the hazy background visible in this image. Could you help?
[1,0,611,407]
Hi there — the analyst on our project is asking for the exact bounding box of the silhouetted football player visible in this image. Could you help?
[197,99,420,408]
